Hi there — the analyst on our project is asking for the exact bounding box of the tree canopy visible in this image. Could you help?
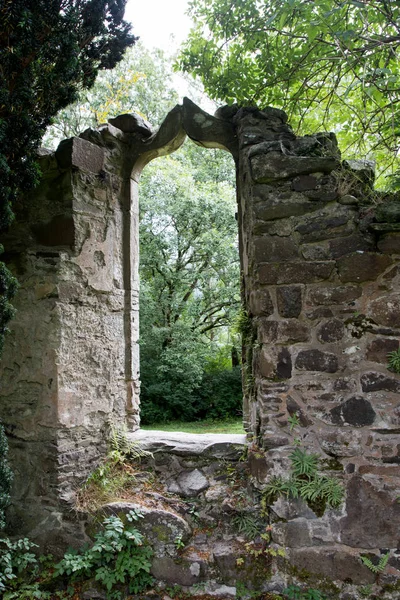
[178,0,400,180]
[139,146,241,423]
[0,0,136,354]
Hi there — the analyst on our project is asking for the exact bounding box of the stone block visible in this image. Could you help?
[56,137,105,172]
[308,285,362,305]
[341,475,400,548]
[330,396,376,427]
[151,556,206,586]
[295,349,338,373]
[248,289,274,316]
[254,236,299,262]
[250,152,340,183]
[174,469,209,497]
[258,319,309,344]
[319,429,363,457]
[272,519,312,547]
[360,371,400,393]
[337,252,392,283]
[366,338,399,363]
[378,232,400,254]
[369,294,400,327]
[258,262,334,284]
[317,319,345,343]
[291,175,318,191]
[277,285,302,318]
[289,547,374,584]
[295,213,353,243]
[329,234,372,258]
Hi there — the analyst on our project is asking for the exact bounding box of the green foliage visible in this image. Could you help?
[139,145,241,424]
[387,349,400,374]
[0,422,12,530]
[0,537,38,593]
[44,42,179,146]
[360,552,390,575]
[179,0,400,184]
[288,413,300,432]
[0,0,136,354]
[263,450,344,512]
[232,512,262,540]
[77,426,151,512]
[0,248,18,356]
[54,510,153,597]
[174,535,186,551]
[284,585,327,600]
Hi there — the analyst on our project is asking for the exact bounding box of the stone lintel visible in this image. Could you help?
[128,429,246,459]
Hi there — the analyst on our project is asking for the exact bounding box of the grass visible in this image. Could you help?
[141,418,245,434]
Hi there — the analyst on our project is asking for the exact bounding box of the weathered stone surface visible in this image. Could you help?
[273,519,311,547]
[317,319,345,343]
[341,476,400,548]
[251,152,340,183]
[258,261,334,284]
[254,236,299,262]
[258,319,309,344]
[102,502,191,553]
[174,469,209,497]
[360,371,400,393]
[330,396,376,427]
[366,338,399,363]
[128,431,246,461]
[375,200,400,223]
[108,113,153,137]
[308,285,362,305]
[248,289,274,316]
[337,252,392,283]
[56,137,105,172]
[368,294,400,327]
[329,234,372,258]
[276,285,302,318]
[295,212,353,243]
[291,175,318,191]
[32,214,75,247]
[290,546,375,584]
[377,232,400,254]
[295,350,338,373]
[151,556,205,586]
[319,429,363,457]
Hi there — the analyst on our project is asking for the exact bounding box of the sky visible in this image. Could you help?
[125,0,193,52]
[125,0,217,113]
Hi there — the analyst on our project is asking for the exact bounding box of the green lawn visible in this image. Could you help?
[141,418,245,434]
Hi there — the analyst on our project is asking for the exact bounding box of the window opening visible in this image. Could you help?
[138,140,243,434]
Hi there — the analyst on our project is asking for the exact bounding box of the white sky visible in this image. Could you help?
[125,0,193,52]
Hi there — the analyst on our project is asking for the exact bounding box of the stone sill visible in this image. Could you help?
[127,429,247,460]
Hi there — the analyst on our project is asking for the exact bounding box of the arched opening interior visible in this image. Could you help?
[137,141,243,433]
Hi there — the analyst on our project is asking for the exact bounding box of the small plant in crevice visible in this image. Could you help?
[174,534,186,551]
[284,584,327,600]
[54,509,153,598]
[232,511,262,540]
[387,348,400,374]
[76,425,152,512]
[360,551,390,576]
[288,413,300,432]
[262,449,344,515]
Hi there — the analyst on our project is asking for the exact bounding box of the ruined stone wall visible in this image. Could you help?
[1,100,400,585]
[234,106,400,582]
[0,132,141,546]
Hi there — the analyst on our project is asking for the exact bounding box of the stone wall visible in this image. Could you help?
[1,100,400,586]
[233,106,400,583]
